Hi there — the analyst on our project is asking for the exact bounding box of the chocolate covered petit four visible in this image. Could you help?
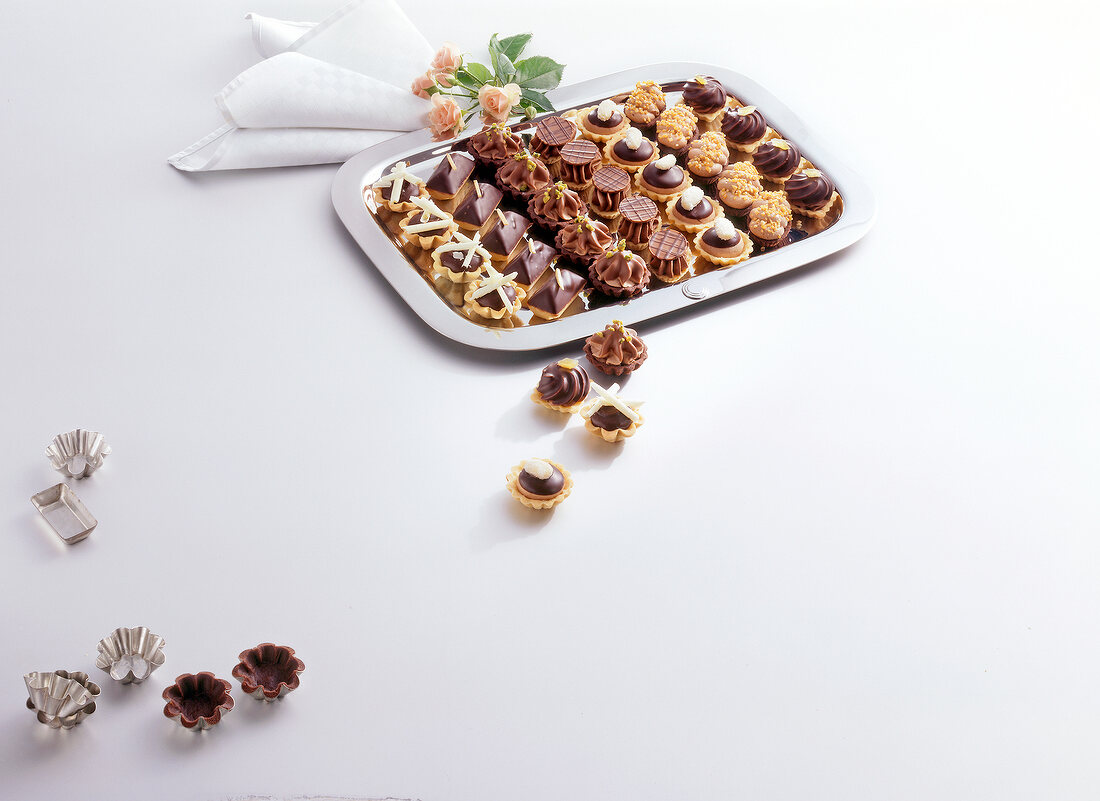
[747,191,793,248]
[752,137,804,183]
[505,457,573,509]
[634,154,692,202]
[583,320,648,376]
[425,152,476,200]
[681,75,727,122]
[588,240,650,299]
[505,238,557,288]
[685,131,730,187]
[370,160,424,212]
[606,126,658,173]
[527,181,588,232]
[530,115,578,169]
[532,357,591,413]
[666,185,723,233]
[589,166,632,220]
[496,150,552,201]
[558,139,602,191]
[462,266,526,319]
[578,99,629,143]
[646,227,694,283]
[467,122,523,167]
[694,217,752,267]
[720,104,769,153]
[580,381,644,443]
[431,230,493,282]
[616,195,660,250]
[623,79,666,129]
[784,168,838,218]
[482,209,531,262]
[526,267,588,321]
[555,213,615,267]
[399,196,457,249]
[655,103,698,157]
[453,180,503,231]
[716,161,763,215]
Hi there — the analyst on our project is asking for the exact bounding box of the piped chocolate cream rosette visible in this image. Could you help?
[370,161,424,212]
[747,191,793,249]
[634,154,692,203]
[783,168,838,218]
[531,357,591,412]
[616,195,660,250]
[578,99,629,143]
[623,79,666,130]
[681,75,728,123]
[496,150,552,201]
[752,137,805,183]
[720,104,769,153]
[646,227,694,283]
[589,165,632,220]
[666,185,723,234]
[529,115,578,170]
[555,214,615,268]
[462,266,527,319]
[716,161,763,216]
[694,217,752,267]
[606,126,658,173]
[505,457,574,510]
[527,181,587,233]
[588,240,650,299]
[399,196,458,250]
[467,122,523,167]
[584,320,648,376]
[580,381,644,443]
[655,103,698,158]
[431,230,493,282]
[685,131,730,187]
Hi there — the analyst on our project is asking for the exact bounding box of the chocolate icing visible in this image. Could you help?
[496,152,552,197]
[537,360,591,407]
[453,182,503,227]
[530,116,577,159]
[440,249,485,274]
[640,161,686,190]
[681,77,726,115]
[556,215,614,261]
[586,106,624,131]
[784,170,836,211]
[482,211,531,257]
[476,282,517,310]
[612,136,655,165]
[590,248,649,291]
[674,195,715,221]
[467,124,523,165]
[518,465,565,497]
[528,182,587,228]
[426,152,475,196]
[506,240,556,285]
[378,181,419,204]
[720,106,767,145]
[527,270,587,316]
[559,140,601,185]
[752,139,802,180]
[590,406,633,432]
[701,226,742,250]
[647,228,691,280]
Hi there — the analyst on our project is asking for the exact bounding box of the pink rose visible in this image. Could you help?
[410,72,434,100]
[478,83,522,125]
[428,94,464,141]
[430,43,461,89]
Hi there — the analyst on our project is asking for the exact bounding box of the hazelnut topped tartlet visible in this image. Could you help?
[694,217,752,267]
[784,168,838,218]
[579,99,629,143]
[752,137,804,183]
[720,104,769,152]
[606,126,658,173]
[506,457,574,509]
[635,154,692,202]
[680,75,727,122]
[685,131,730,187]
[666,185,723,233]
[747,190,793,248]
[655,103,699,157]
[716,161,763,216]
[623,79,666,129]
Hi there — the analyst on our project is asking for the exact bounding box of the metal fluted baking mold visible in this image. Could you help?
[95,626,167,684]
[45,428,111,478]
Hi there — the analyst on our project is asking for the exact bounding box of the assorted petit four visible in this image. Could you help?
[370,160,424,212]
[655,103,698,157]
[506,238,557,288]
[467,122,523,167]
[635,154,692,202]
[685,131,730,187]
[555,213,615,267]
[578,99,629,143]
[694,218,752,267]
[532,357,591,412]
[623,80,666,129]
[784,168,837,218]
[558,139,602,191]
[720,104,769,153]
[529,115,578,168]
[528,181,587,232]
[716,161,763,216]
[399,196,457,249]
[583,320,647,376]
[425,151,476,200]
[463,267,526,319]
[431,230,492,282]
[646,227,694,283]
[580,382,644,443]
[482,209,531,262]
[752,137,803,183]
[606,126,658,173]
[588,240,650,299]
[589,166,632,220]
[453,180,504,231]
[666,186,723,233]
[680,75,727,122]
[506,457,573,509]
[496,150,552,201]
[747,191,793,248]
[526,267,588,321]
[616,195,660,250]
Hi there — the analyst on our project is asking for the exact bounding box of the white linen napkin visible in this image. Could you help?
[170,0,433,172]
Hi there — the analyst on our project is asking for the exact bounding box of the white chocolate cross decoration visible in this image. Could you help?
[404,196,451,233]
[580,381,643,425]
[436,230,486,271]
[471,263,520,306]
[373,160,423,204]
[596,99,621,122]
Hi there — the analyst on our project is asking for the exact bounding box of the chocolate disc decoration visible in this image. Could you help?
[648,228,689,260]
[619,195,659,223]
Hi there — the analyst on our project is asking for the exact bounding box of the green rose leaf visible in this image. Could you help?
[520,87,555,113]
[513,56,565,90]
[495,50,517,84]
[463,62,493,85]
[496,33,533,62]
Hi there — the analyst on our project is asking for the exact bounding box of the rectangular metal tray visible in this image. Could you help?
[332,62,875,351]
[31,483,97,544]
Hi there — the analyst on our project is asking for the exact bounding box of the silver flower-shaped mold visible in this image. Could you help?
[95,626,167,684]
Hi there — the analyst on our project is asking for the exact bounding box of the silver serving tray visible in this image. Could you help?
[331,62,876,351]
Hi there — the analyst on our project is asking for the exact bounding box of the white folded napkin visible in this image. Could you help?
[170,0,433,172]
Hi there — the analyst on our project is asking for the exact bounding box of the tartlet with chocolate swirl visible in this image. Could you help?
[720,104,769,152]
[588,240,650,299]
[555,213,615,268]
[527,181,587,233]
[784,168,838,218]
[467,123,523,167]
[752,137,804,183]
[681,75,727,122]
[531,357,592,412]
[496,151,552,201]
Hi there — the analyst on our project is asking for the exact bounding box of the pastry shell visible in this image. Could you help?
[634,170,692,203]
[370,183,423,213]
[399,211,457,250]
[693,229,754,267]
[505,459,574,510]
[576,106,629,143]
[431,245,493,283]
[583,414,644,443]
[665,198,724,234]
[605,131,659,174]
[791,191,839,219]
[463,284,527,319]
[529,388,585,414]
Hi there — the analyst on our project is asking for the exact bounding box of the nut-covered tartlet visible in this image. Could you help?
[527,181,588,232]
[399,196,457,249]
[646,227,694,283]
[526,267,588,320]
[716,161,764,215]
[580,381,644,443]
[694,217,753,267]
[784,168,838,218]
[634,154,692,202]
[655,103,698,157]
[720,104,769,153]
[532,356,591,412]
[747,190,793,248]
[616,195,660,249]
[583,319,648,376]
[496,150,552,201]
[529,115,578,169]
[555,213,615,267]
[467,122,523,167]
[685,131,730,187]
[505,457,573,509]
[752,137,804,183]
[482,209,531,262]
[681,75,727,122]
[453,180,504,231]
[589,165,632,220]
[425,151,476,200]
[588,240,650,298]
[431,230,493,282]
[623,79,666,130]
[463,267,527,319]
[506,238,557,288]
[578,98,629,142]
[666,185,723,233]
[558,139,602,191]
[606,126,658,173]
[370,160,424,212]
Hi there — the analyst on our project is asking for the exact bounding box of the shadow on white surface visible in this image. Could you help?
[467,493,555,550]
[494,396,571,442]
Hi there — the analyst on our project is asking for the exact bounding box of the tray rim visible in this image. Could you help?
[331,61,876,352]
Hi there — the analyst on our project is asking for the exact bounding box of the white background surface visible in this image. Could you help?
[1,1,1098,799]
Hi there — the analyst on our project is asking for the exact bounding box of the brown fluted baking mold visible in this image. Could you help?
[232,643,305,701]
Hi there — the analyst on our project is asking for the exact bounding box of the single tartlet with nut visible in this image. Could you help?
[695,218,753,267]
[666,185,723,233]
[232,643,305,701]
[747,191,794,248]
[580,382,645,443]
[506,458,574,509]
[584,320,648,376]
[162,672,234,731]
[532,357,591,413]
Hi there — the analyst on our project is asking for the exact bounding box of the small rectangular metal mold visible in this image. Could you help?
[31,484,97,544]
